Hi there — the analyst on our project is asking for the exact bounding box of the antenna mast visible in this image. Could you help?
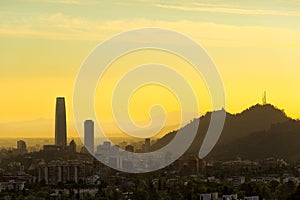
[262,91,267,105]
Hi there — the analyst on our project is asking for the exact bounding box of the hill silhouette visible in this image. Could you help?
[209,119,300,162]
[151,104,300,161]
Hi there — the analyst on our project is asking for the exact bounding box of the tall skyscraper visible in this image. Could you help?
[84,120,94,153]
[55,97,67,148]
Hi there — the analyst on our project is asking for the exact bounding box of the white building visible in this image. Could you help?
[0,180,25,192]
[199,193,218,200]
[222,194,238,200]
[244,196,259,200]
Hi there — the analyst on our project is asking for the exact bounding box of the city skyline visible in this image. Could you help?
[1,1,300,199]
[0,100,297,139]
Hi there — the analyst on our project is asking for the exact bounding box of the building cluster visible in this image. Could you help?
[38,160,93,185]
[94,139,153,171]
[36,97,188,172]
[2,96,300,199]
[0,163,35,192]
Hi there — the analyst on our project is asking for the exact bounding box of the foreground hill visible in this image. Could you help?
[152,104,300,161]
[208,120,300,162]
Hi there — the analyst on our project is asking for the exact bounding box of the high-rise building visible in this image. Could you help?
[84,120,94,153]
[55,97,67,148]
[103,141,111,150]
[17,140,27,154]
[144,138,151,152]
[69,139,77,153]
[125,145,134,152]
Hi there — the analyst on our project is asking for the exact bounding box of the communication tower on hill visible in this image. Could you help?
[262,91,267,105]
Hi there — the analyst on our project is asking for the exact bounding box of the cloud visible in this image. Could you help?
[0,13,108,40]
[24,0,99,5]
[156,3,300,17]
[0,12,300,48]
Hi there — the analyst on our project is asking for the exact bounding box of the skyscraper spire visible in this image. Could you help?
[55,97,67,148]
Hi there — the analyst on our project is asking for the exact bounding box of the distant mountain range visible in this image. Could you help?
[152,104,300,162]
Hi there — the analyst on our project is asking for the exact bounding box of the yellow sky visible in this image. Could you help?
[0,1,300,138]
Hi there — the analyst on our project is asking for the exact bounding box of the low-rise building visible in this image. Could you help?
[0,180,25,192]
[222,194,238,200]
[244,196,259,200]
[199,193,218,200]
[38,160,92,185]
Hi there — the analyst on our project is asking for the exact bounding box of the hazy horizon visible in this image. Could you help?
[0,102,297,139]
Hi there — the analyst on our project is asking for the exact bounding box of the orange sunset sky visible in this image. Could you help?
[0,0,300,138]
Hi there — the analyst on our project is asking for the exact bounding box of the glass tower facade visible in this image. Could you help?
[55,97,67,148]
